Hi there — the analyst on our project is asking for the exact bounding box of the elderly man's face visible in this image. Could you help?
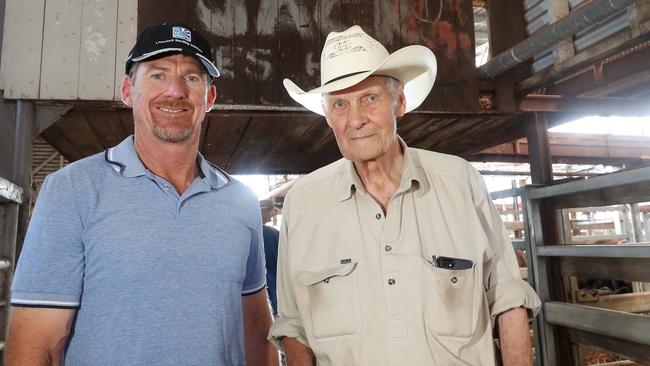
[121,54,217,145]
[322,76,406,163]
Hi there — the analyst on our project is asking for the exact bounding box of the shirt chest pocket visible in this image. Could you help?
[424,264,482,339]
[297,260,361,339]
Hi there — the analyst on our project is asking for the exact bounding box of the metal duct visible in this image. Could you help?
[477,0,635,79]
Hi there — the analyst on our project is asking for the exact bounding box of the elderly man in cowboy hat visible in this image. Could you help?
[268,26,541,366]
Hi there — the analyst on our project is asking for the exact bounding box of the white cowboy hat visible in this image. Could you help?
[283,25,437,116]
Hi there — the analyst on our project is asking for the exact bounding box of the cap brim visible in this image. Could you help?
[131,48,220,78]
[195,53,220,78]
[284,45,437,116]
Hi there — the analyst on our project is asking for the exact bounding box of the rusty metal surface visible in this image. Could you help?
[547,40,650,97]
[137,0,479,112]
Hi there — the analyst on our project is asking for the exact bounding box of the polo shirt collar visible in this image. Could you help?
[105,135,229,189]
[197,152,230,189]
[338,137,429,202]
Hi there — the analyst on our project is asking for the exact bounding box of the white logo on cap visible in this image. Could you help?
[172,26,192,42]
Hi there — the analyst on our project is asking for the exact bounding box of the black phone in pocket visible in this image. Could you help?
[432,255,474,270]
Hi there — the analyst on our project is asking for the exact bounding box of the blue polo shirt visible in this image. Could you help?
[11,136,266,365]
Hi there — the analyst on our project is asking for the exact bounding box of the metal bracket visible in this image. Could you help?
[34,104,73,135]
[0,176,23,204]
[575,289,600,303]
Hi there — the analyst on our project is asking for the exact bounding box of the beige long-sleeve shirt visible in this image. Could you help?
[269,142,541,366]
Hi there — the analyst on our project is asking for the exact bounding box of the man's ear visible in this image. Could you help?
[121,76,133,107]
[324,116,334,129]
[395,90,407,118]
[322,101,334,128]
[206,84,217,112]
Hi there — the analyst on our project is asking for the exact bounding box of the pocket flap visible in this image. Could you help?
[297,260,358,286]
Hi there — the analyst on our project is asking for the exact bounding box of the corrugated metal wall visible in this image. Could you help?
[524,0,634,72]
[0,0,137,101]
[32,136,68,194]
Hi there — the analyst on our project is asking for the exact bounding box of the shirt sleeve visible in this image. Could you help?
[11,172,85,308]
[468,166,542,319]
[268,193,309,349]
[242,199,267,295]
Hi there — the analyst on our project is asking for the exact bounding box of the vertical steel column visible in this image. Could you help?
[12,100,34,260]
[519,188,543,366]
[524,191,556,366]
[524,112,570,365]
[630,203,643,242]
[643,212,650,241]
[0,178,23,360]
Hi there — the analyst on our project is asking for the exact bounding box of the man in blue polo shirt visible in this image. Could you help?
[7,23,278,366]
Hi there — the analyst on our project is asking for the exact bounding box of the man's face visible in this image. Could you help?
[322,76,406,163]
[121,54,217,145]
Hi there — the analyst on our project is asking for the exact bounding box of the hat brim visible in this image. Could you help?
[283,45,437,116]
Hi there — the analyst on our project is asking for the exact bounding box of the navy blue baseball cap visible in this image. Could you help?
[125,23,220,78]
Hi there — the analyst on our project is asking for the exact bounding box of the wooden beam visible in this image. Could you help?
[34,104,73,135]
[519,95,650,115]
[584,292,650,313]
[476,132,650,163]
[545,301,650,346]
[559,257,650,282]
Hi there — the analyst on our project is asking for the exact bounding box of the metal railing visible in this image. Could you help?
[491,166,650,364]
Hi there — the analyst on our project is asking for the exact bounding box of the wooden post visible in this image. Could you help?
[526,112,553,185]
[526,111,574,365]
[486,0,528,112]
[549,0,575,65]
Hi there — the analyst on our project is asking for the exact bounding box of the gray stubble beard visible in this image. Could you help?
[151,124,194,143]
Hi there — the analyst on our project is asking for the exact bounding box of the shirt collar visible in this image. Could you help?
[105,135,229,189]
[337,137,429,202]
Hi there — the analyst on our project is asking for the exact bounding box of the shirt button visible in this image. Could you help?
[375,213,382,220]
[388,278,396,285]
[385,245,392,252]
